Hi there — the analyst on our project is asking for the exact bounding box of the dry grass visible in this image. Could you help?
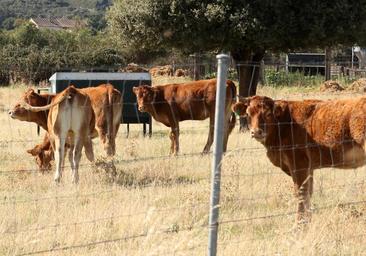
[1,79,366,255]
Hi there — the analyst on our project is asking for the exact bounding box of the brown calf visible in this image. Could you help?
[133,79,237,155]
[26,132,54,172]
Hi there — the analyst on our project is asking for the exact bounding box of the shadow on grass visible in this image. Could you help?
[93,157,197,188]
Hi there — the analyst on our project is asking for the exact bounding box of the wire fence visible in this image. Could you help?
[2,48,366,86]
[2,59,366,255]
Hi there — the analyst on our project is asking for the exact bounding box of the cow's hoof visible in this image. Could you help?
[290,219,310,234]
[169,152,178,157]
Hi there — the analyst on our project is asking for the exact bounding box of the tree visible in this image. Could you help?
[108,0,366,128]
[11,23,48,48]
[0,26,126,84]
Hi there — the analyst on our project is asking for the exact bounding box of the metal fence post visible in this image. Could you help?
[208,53,230,256]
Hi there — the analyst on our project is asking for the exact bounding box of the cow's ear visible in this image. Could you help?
[27,148,38,156]
[232,101,248,116]
[132,87,139,94]
[26,88,35,94]
[273,103,284,119]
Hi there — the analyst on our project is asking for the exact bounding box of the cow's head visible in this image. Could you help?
[232,96,281,143]
[8,88,52,123]
[132,85,154,112]
[27,146,54,172]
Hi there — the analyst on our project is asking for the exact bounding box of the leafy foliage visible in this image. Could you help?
[108,0,366,53]
[265,70,324,88]
[0,24,126,85]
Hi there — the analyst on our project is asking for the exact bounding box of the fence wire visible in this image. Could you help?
[2,61,366,255]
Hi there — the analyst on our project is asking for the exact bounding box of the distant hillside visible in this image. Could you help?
[0,0,112,30]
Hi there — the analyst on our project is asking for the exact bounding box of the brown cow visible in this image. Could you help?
[26,132,54,172]
[9,84,122,161]
[22,86,95,183]
[133,79,237,155]
[9,89,53,131]
[81,85,122,156]
[232,95,366,224]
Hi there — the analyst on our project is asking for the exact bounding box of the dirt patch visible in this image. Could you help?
[320,80,344,92]
[347,78,366,93]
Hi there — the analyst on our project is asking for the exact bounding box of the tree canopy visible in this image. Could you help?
[108,0,366,54]
[108,0,366,129]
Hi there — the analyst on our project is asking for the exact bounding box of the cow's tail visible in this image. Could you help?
[105,86,115,156]
[227,80,237,135]
[21,90,69,112]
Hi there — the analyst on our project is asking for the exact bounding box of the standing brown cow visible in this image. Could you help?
[232,95,366,225]
[133,79,237,155]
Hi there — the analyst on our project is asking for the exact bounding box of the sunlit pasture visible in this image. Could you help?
[1,79,366,255]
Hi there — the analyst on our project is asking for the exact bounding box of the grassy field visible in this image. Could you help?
[1,79,366,255]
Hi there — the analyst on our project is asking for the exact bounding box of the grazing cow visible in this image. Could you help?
[133,79,237,155]
[9,84,123,170]
[232,95,366,224]
[22,86,95,183]
[26,132,54,172]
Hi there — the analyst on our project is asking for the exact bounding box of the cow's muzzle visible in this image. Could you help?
[250,128,266,141]
[138,106,145,112]
[8,110,15,118]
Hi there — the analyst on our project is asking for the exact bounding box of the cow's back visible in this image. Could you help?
[271,98,366,171]
[49,87,93,136]
[81,85,110,116]
[308,99,365,146]
[155,79,234,122]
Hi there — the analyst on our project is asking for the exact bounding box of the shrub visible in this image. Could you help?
[265,69,324,87]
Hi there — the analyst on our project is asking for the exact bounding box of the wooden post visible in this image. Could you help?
[325,48,331,81]
[190,53,200,80]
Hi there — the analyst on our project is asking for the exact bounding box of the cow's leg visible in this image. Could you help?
[71,137,83,184]
[169,125,179,155]
[292,168,314,225]
[111,122,121,156]
[203,114,215,154]
[54,136,66,183]
[222,111,233,152]
[96,115,110,156]
[68,144,75,176]
[83,136,94,162]
[223,112,236,152]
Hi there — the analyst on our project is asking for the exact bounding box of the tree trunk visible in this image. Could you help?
[231,48,265,131]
